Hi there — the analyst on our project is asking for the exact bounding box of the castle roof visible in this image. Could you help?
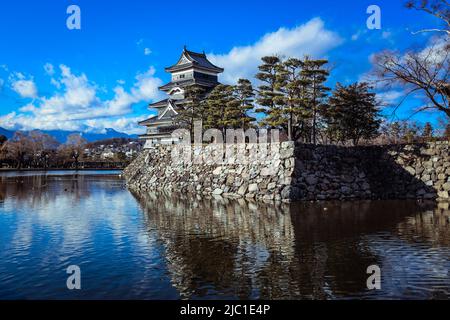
[159,78,219,92]
[165,48,224,74]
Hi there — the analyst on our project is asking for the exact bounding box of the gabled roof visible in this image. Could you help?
[139,100,179,127]
[138,116,173,127]
[166,47,224,74]
[138,115,158,126]
[159,100,179,119]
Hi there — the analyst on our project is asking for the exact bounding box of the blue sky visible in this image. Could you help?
[0,0,447,134]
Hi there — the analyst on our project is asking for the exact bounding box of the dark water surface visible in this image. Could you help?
[0,171,449,300]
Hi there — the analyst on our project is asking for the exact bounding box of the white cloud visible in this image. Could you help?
[44,63,55,76]
[85,116,147,135]
[19,103,37,113]
[0,64,163,134]
[106,86,136,115]
[378,90,404,105]
[12,79,38,98]
[209,18,343,83]
[50,78,61,89]
[418,36,448,63]
[144,48,152,56]
[131,67,163,101]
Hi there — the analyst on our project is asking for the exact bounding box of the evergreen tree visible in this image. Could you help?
[176,84,206,139]
[203,84,233,133]
[274,58,307,141]
[325,82,381,146]
[301,56,330,145]
[232,78,256,130]
[255,56,285,130]
[255,56,330,143]
[203,81,255,136]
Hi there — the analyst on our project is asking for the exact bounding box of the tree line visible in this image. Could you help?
[0,132,135,169]
[176,56,449,146]
[0,132,88,169]
[175,0,449,146]
[177,56,384,146]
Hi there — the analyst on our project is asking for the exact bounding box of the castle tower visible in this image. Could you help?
[139,47,224,148]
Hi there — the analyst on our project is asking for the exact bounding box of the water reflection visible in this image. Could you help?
[134,192,296,299]
[0,172,177,300]
[135,192,450,300]
[0,172,449,299]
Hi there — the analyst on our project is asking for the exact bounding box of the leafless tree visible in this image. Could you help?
[372,2,450,120]
[57,134,87,169]
[28,130,60,168]
[405,0,450,35]
[1,132,34,169]
[373,41,449,117]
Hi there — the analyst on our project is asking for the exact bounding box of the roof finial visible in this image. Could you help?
[183,45,187,51]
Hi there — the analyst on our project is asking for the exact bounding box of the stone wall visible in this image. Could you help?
[124,141,450,202]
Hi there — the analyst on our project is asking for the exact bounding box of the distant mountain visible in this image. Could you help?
[0,127,13,139]
[44,128,138,143]
[0,127,138,143]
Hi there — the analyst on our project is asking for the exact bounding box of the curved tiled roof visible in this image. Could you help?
[149,98,169,108]
[166,48,224,73]
[159,78,219,92]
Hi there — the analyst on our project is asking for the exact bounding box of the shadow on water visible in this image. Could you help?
[132,190,450,300]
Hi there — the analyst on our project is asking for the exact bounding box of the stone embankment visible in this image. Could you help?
[124,141,450,202]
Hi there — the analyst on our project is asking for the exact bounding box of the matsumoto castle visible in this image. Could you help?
[139,47,224,148]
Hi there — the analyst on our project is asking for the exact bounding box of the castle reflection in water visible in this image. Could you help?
[133,189,450,299]
[0,172,449,299]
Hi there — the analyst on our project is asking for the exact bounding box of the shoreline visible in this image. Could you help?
[0,168,124,172]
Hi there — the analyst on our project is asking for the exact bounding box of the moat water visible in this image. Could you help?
[0,171,449,299]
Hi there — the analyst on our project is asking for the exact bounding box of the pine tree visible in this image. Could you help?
[325,82,381,146]
[274,58,307,141]
[176,84,206,139]
[232,79,256,130]
[255,56,285,130]
[203,84,233,133]
[203,82,255,136]
[300,56,330,145]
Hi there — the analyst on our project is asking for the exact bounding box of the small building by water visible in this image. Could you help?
[139,47,224,149]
